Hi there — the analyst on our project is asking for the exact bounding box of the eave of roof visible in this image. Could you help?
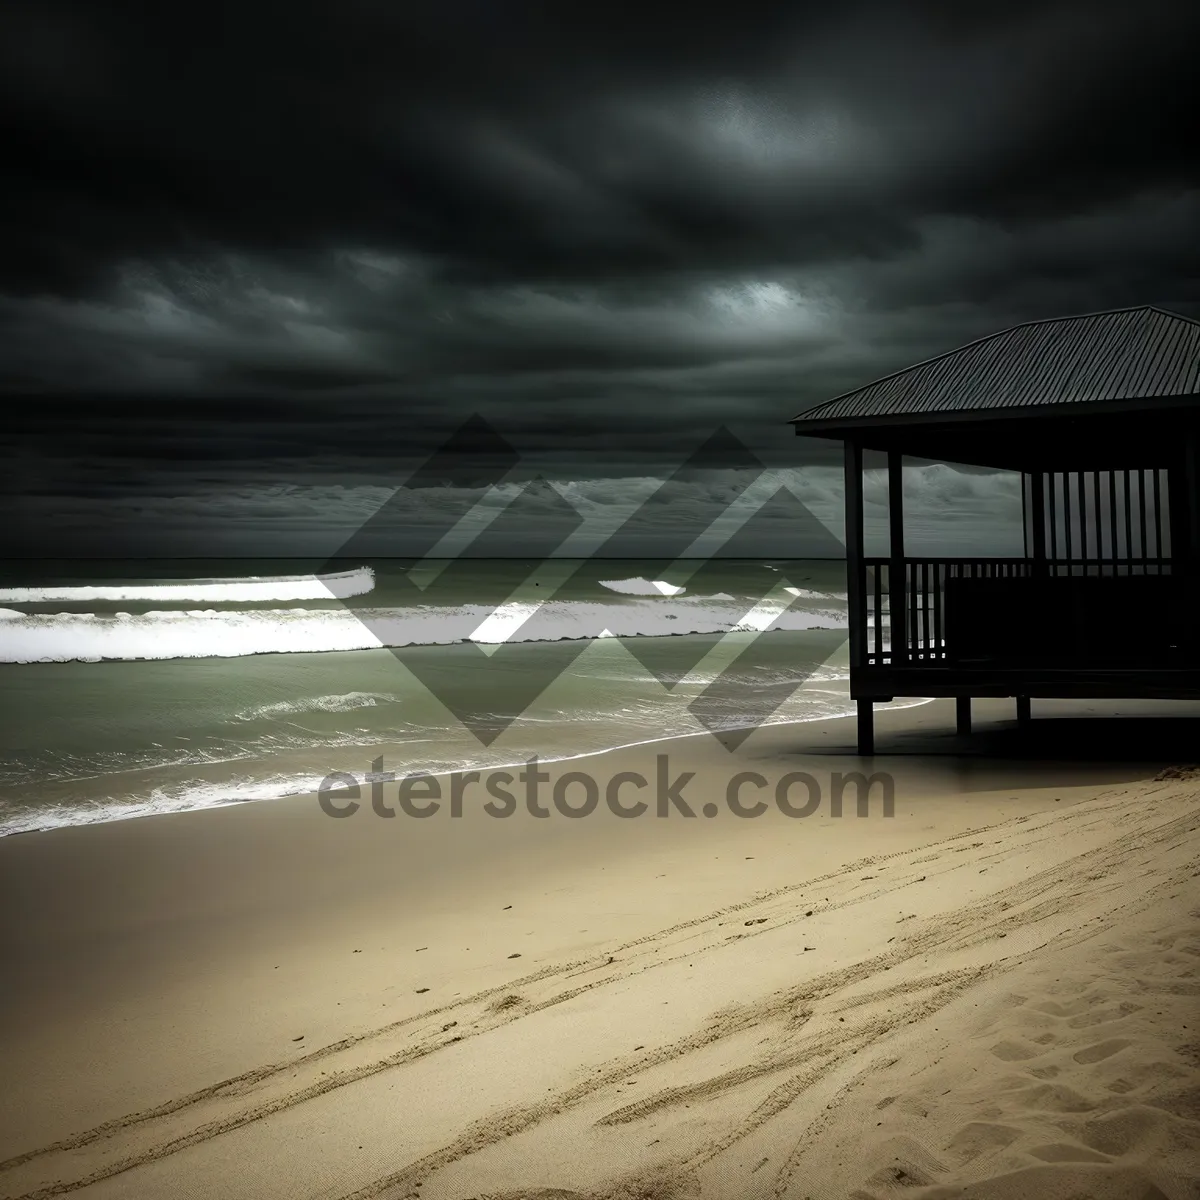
[790,305,1200,434]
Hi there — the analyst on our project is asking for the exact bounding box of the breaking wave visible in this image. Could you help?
[0,567,374,604]
[599,577,687,596]
[0,599,847,663]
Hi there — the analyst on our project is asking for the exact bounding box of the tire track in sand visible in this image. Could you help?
[2,778,1195,1200]
[337,785,1199,1200]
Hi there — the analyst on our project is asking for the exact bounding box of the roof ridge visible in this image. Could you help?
[792,305,1195,424]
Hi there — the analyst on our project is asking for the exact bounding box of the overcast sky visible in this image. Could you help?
[2,0,1198,557]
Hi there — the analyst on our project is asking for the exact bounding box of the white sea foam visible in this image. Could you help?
[599,577,686,596]
[0,771,332,837]
[0,600,848,663]
[784,586,845,601]
[0,694,934,836]
[232,692,403,721]
[0,567,375,604]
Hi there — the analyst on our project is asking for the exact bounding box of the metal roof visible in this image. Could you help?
[791,305,1200,430]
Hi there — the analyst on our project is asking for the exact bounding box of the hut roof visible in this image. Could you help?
[791,305,1200,435]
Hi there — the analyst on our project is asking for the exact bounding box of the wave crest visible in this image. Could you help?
[0,599,847,663]
[0,567,374,604]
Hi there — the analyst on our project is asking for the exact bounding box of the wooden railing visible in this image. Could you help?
[860,556,1176,667]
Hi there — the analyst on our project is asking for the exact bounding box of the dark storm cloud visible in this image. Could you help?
[3,0,1198,390]
[2,0,1197,290]
[1,0,1197,553]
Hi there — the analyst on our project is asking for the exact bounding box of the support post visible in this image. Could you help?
[1184,430,1200,561]
[845,441,872,755]
[844,440,866,674]
[1187,429,1200,654]
[1016,695,1031,724]
[1022,472,1028,558]
[888,450,906,665]
[1030,471,1047,578]
[956,696,972,737]
[856,698,875,756]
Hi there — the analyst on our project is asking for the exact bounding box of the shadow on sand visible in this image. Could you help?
[795,711,1200,797]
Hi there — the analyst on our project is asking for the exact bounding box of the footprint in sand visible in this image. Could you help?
[1027,1141,1113,1164]
[1010,1082,1097,1112]
[864,1161,938,1189]
[1080,1104,1198,1156]
[861,1137,946,1190]
[1031,1000,1079,1018]
[1105,1059,1191,1094]
[1072,1038,1132,1064]
[944,1121,1021,1164]
[1175,1041,1200,1066]
[1067,1001,1143,1029]
[989,1039,1045,1062]
[1150,1082,1200,1122]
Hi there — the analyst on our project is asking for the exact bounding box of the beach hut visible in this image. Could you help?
[789,305,1200,754]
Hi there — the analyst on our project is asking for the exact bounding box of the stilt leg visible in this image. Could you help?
[1016,695,1032,724]
[857,698,875,756]
[956,696,972,736]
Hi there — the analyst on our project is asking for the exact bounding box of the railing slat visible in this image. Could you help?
[920,561,931,658]
[933,561,944,659]
[858,553,1175,667]
[908,558,918,661]
[874,564,883,664]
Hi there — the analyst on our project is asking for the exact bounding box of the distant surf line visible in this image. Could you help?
[0,567,375,604]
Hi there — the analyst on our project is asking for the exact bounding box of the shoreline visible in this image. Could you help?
[0,691,933,840]
[7,678,1197,840]
[2,696,1198,1198]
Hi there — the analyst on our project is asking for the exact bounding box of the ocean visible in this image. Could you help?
[0,558,918,836]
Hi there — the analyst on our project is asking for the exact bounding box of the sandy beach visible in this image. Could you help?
[2,697,1199,1200]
